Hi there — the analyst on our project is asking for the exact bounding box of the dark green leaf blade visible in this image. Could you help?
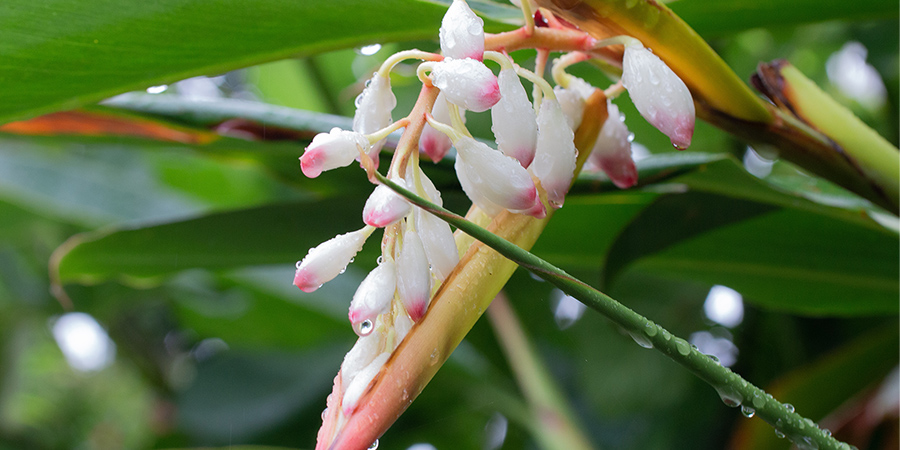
[0,0,512,123]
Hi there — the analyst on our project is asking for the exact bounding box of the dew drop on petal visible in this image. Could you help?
[356,319,374,337]
[368,439,379,450]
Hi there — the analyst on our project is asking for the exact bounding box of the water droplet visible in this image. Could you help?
[355,94,364,108]
[707,354,720,364]
[644,322,658,337]
[146,84,168,94]
[751,391,767,409]
[715,385,743,407]
[321,408,329,420]
[429,349,440,366]
[741,405,755,418]
[775,430,785,439]
[356,44,382,56]
[673,143,688,150]
[674,338,691,356]
[295,261,303,269]
[823,428,832,437]
[368,439,379,449]
[660,329,672,341]
[356,319,374,337]
[628,330,653,349]
[376,255,384,265]
[784,403,795,413]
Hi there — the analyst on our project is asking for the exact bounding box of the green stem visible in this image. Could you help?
[488,293,596,450]
[373,171,852,450]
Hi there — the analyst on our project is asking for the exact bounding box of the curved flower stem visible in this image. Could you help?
[488,293,595,450]
[377,49,443,78]
[373,171,852,450]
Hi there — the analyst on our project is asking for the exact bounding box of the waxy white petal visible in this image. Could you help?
[397,230,432,322]
[353,72,397,161]
[431,58,500,113]
[348,261,397,335]
[293,229,368,292]
[363,178,411,228]
[589,102,637,189]
[531,99,577,207]
[415,209,459,282]
[553,76,595,131]
[342,352,390,415]
[440,0,485,61]
[621,45,695,149]
[455,136,541,214]
[340,332,385,388]
[300,128,369,178]
[492,68,538,167]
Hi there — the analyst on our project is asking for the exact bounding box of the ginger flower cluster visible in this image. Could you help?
[294,0,696,446]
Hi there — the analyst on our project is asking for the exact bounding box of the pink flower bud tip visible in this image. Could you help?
[293,270,320,293]
[406,297,428,322]
[431,58,501,113]
[294,229,368,292]
[300,128,369,178]
[599,154,638,189]
[363,180,411,228]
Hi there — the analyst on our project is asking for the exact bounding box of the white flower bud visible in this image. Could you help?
[348,261,397,336]
[353,72,397,162]
[621,45,695,149]
[589,102,637,189]
[431,58,501,113]
[340,332,385,388]
[492,68,538,167]
[531,98,577,208]
[300,128,369,178]
[397,230,432,322]
[420,92,465,163]
[363,178,411,228]
[293,229,368,292]
[342,352,390,415]
[454,136,543,215]
[454,159,505,216]
[440,0,485,61]
[415,209,459,282]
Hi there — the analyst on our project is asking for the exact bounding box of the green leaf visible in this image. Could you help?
[607,194,898,316]
[53,197,375,285]
[0,0,512,123]
[670,0,899,36]
[732,326,899,449]
[176,346,345,445]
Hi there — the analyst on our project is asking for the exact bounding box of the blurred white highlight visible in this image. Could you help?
[51,312,116,372]
[703,285,744,328]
